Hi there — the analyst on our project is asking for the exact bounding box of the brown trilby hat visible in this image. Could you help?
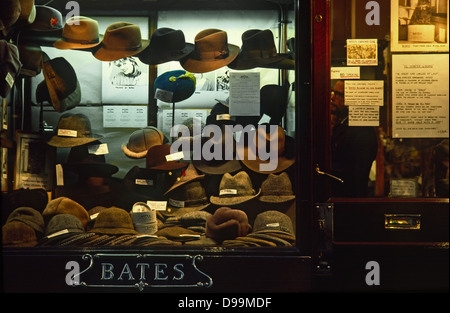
[46,113,103,147]
[228,29,290,70]
[89,207,138,235]
[180,28,239,73]
[259,172,296,203]
[42,197,89,229]
[94,22,149,62]
[165,180,210,217]
[53,16,103,50]
[122,126,164,159]
[146,144,188,171]
[2,221,38,247]
[137,27,194,65]
[163,163,205,196]
[210,171,260,206]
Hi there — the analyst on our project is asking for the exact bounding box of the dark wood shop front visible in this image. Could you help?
[1,0,448,293]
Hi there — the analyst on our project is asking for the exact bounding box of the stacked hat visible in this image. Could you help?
[163,210,211,234]
[94,22,149,62]
[2,221,38,247]
[163,163,204,196]
[0,40,22,98]
[53,16,102,50]
[247,210,295,246]
[38,213,86,246]
[146,144,188,171]
[122,126,164,159]
[63,141,118,178]
[89,207,138,235]
[210,171,260,206]
[46,113,103,147]
[154,70,196,103]
[86,206,109,231]
[181,29,239,73]
[155,225,202,243]
[5,207,45,236]
[228,29,291,70]
[137,27,194,65]
[130,202,158,235]
[205,207,251,243]
[258,172,295,203]
[164,179,210,218]
[238,125,295,174]
[35,56,81,112]
[42,197,89,229]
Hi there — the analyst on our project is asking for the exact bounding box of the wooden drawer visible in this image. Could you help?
[332,199,449,244]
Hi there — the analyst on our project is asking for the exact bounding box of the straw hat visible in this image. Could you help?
[180,28,239,73]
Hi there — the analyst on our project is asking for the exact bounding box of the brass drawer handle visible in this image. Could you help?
[384,214,421,230]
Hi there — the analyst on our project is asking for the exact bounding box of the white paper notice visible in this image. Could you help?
[392,54,449,138]
[103,105,148,128]
[331,67,361,80]
[229,72,260,116]
[345,80,384,106]
[349,106,379,126]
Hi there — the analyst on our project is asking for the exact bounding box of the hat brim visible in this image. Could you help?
[47,134,104,148]
[148,162,188,171]
[228,53,289,70]
[180,44,239,73]
[192,159,242,175]
[53,34,103,50]
[88,228,138,235]
[63,163,119,177]
[162,203,210,217]
[258,195,296,203]
[94,40,150,62]
[121,143,148,159]
[261,55,295,70]
[139,43,195,65]
[210,188,261,206]
[163,174,205,196]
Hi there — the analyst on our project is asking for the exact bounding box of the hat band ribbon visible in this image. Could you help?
[61,36,100,45]
[242,48,278,60]
[193,49,229,61]
[104,42,143,52]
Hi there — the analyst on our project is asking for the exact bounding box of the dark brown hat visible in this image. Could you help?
[6,206,45,235]
[137,27,194,65]
[146,144,188,171]
[122,126,164,159]
[35,57,81,112]
[165,180,210,217]
[0,0,21,36]
[46,113,103,147]
[0,40,22,98]
[259,172,295,203]
[180,29,239,73]
[2,221,38,247]
[205,207,251,243]
[17,43,42,77]
[89,207,138,235]
[163,163,204,196]
[228,29,290,70]
[42,197,89,229]
[210,171,260,206]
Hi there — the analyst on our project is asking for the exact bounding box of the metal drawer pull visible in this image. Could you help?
[384,214,421,230]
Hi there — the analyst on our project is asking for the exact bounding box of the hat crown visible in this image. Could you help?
[2,221,38,247]
[253,210,294,235]
[45,213,85,235]
[128,127,164,153]
[170,181,207,202]
[102,22,144,50]
[261,172,293,196]
[150,28,186,50]
[56,113,93,137]
[92,207,135,232]
[30,5,63,30]
[43,196,89,227]
[61,16,100,43]
[194,29,230,59]
[241,29,277,52]
[219,171,256,197]
[6,207,45,234]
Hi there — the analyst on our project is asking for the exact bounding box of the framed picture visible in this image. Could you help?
[14,131,56,191]
[391,0,449,52]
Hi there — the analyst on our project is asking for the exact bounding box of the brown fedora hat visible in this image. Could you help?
[46,113,103,147]
[146,144,188,171]
[163,163,205,196]
[238,125,295,174]
[180,29,239,73]
[94,22,149,62]
[164,180,210,217]
[228,29,289,70]
[122,126,165,159]
[210,171,260,206]
[53,16,102,50]
[137,27,194,65]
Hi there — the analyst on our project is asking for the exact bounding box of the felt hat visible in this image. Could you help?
[0,40,22,98]
[238,125,295,174]
[6,206,45,235]
[89,207,138,235]
[94,22,149,62]
[137,28,194,65]
[205,207,251,243]
[260,84,290,125]
[210,171,260,206]
[191,124,242,175]
[180,28,239,73]
[165,180,210,217]
[17,43,42,77]
[17,0,36,25]
[205,101,235,126]
[154,70,196,103]
[228,29,290,70]
[42,196,89,229]
[0,0,21,36]
[45,213,85,236]
[46,113,103,147]
[130,202,158,235]
[122,126,164,159]
[163,163,205,196]
[86,206,109,231]
[35,57,81,112]
[259,172,296,203]
[155,226,201,242]
[27,5,63,31]
[252,210,294,236]
[146,144,188,171]
[53,16,102,50]
[63,141,118,177]
[2,221,38,247]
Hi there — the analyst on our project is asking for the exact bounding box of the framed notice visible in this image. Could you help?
[346,39,378,66]
[14,132,55,191]
[392,54,449,138]
[391,0,449,52]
